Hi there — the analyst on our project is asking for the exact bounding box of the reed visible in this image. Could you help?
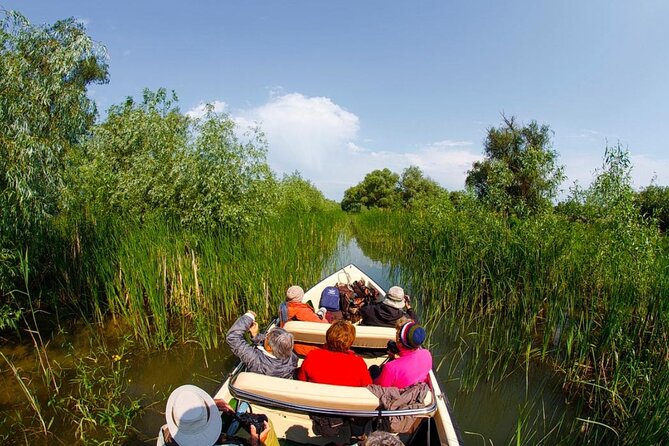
[69,210,346,348]
[352,207,669,444]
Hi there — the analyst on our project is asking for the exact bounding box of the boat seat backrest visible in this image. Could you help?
[283,321,395,349]
[230,372,434,412]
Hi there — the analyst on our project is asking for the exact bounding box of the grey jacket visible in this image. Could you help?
[226,314,298,379]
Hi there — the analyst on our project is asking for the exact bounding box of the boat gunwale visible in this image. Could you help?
[226,366,439,418]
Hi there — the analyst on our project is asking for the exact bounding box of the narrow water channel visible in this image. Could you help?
[0,236,574,445]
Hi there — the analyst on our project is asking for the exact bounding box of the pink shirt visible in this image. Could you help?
[374,347,432,388]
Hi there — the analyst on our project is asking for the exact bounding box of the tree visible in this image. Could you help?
[465,116,564,216]
[399,166,445,208]
[0,11,108,291]
[69,91,276,232]
[341,168,400,211]
[637,184,669,232]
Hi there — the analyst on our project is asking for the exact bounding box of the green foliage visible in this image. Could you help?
[342,166,444,212]
[0,11,108,292]
[637,183,669,232]
[67,91,276,233]
[399,166,446,209]
[67,340,142,445]
[466,116,564,216]
[342,168,400,211]
[275,172,337,213]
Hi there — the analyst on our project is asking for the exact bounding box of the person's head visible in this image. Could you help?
[286,285,305,303]
[164,384,222,446]
[362,430,404,445]
[264,327,294,359]
[325,320,356,352]
[382,286,405,310]
[397,320,426,350]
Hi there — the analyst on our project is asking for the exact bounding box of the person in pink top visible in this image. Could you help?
[372,320,432,388]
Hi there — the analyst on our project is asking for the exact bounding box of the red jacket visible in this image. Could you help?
[297,348,372,386]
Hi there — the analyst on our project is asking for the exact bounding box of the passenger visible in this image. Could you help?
[279,285,329,356]
[371,320,432,388]
[297,320,372,386]
[360,286,417,328]
[157,384,278,446]
[226,311,298,379]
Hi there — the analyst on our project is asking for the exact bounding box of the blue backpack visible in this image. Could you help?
[320,286,340,311]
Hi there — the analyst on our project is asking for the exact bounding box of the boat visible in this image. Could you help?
[214,264,463,445]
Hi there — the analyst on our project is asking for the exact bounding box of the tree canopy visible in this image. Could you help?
[466,116,564,216]
[341,166,445,211]
[0,11,108,289]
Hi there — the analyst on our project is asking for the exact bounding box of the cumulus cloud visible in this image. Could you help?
[186,101,227,119]
[230,92,486,199]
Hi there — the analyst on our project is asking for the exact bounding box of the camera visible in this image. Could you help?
[236,412,268,434]
[387,340,400,355]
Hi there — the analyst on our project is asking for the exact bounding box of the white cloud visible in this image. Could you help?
[229,92,482,199]
[185,101,227,119]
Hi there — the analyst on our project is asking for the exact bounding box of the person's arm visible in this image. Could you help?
[406,307,418,323]
[225,312,262,367]
[373,361,395,387]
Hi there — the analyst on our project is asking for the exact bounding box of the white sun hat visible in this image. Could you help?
[164,384,221,446]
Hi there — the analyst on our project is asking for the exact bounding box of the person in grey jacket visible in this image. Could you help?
[226,311,298,379]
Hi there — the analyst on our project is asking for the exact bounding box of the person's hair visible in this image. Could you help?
[325,320,356,352]
[266,328,294,359]
[362,430,404,446]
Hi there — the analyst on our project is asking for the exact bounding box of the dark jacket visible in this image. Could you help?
[360,302,417,328]
[226,314,298,379]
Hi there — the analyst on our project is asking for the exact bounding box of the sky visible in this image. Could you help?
[4,1,669,200]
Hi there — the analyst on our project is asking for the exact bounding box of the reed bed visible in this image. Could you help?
[352,208,669,445]
[65,211,346,349]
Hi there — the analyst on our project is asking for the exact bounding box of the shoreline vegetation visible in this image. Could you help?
[2,9,669,445]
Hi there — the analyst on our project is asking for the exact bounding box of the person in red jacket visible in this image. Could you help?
[279,285,329,356]
[296,320,372,387]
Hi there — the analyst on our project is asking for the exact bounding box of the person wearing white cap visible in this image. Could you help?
[157,384,278,446]
[278,285,329,356]
[360,286,417,328]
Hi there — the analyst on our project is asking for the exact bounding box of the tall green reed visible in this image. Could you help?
[353,207,669,444]
[75,210,346,349]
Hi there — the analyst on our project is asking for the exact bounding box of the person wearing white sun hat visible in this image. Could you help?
[360,286,418,328]
[157,384,221,446]
[157,384,277,446]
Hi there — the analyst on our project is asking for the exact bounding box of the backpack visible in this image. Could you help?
[320,286,340,311]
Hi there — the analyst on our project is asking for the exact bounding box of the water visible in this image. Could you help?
[0,236,575,445]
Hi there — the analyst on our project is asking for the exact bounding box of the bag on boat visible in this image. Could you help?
[320,286,341,311]
[367,382,430,434]
[311,415,346,436]
[338,280,379,323]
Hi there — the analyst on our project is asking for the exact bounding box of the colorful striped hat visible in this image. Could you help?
[399,321,426,349]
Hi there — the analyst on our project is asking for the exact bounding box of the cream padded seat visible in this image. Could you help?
[283,321,395,349]
[230,372,433,411]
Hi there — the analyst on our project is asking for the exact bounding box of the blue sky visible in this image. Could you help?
[5,1,669,200]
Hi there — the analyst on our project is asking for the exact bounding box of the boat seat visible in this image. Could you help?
[283,321,395,349]
[229,372,434,415]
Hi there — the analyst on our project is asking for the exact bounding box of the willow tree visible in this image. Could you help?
[466,116,564,217]
[0,11,108,294]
